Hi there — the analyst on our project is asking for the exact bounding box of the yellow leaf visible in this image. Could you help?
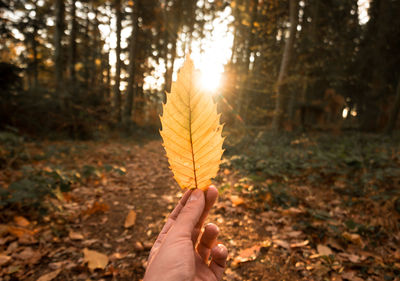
[83,248,108,271]
[160,56,224,191]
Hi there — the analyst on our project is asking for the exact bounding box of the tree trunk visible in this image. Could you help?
[238,0,259,124]
[114,0,122,122]
[385,75,400,134]
[29,0,39,89]
[123,1,139,125]
[54,0,65,99]
[361,0,388,131]
[68,0,77,88]
[164,0,183,94]
[32,24,39,89]
[271,0,298,132]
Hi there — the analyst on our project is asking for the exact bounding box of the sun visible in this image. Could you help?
[198,65,222,93]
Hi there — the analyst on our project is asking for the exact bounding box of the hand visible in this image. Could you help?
[144,186,228,281]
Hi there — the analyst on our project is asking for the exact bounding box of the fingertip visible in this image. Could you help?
[212,244,228,261]
[205,185,218,204]
[204,223,219,235]
[209,244,228,280]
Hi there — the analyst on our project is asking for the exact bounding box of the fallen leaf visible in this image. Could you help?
[0,254,11,266]
[83,248,108,271]
[0,224,9,237]
[83,202,109,216]
[342,232,363,246]
[69,231,84,240]
[230,195,245,207]
[36,269,62,281]
[232,245,261,267]
[341,270,364,281]
[133,241,144,251]
[124,210,137,228]
[338,252,360,263]
[317,244,333,256]
[290,240,309,248]
[109,252,128,261]
[273,239,290,250]
[7,226,35,238]
[13,216,30,227]
[287,231,303,238]
[14,247,42,264]
[282,207,305,216]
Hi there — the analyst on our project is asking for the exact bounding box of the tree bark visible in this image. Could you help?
[238,0,259,124]
[114,0,122,122]
[54,0,65,98]
[385,75,400,134]
[123,1,139,125]
[163,0,183,94]
[68,0,77,88]
[271,0,298,132]
[361,0,388,131]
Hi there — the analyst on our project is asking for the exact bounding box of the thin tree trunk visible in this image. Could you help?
[271,0,298,132]
[83,6,90,89]
[68,0,77,88]
[114,0,122,122]
[164,0,183,94]
[385,75,400,134]
[54,0,65,99]
[32,25,39,89]
[29,0,39,89]
[238,0,259,124]
[123,1,139,125]
[361,0,387,131]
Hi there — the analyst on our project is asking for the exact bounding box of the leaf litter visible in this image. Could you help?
[0,136,399,280]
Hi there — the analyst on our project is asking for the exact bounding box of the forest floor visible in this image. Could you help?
[0,132,400,281]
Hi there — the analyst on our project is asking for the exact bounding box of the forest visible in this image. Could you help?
[1,0,400,280]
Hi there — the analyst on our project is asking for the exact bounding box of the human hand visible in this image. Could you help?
[143,186,228,281]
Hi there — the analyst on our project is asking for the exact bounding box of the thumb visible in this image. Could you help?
[171,189,205,237]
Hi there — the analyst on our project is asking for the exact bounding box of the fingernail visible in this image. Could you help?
[188,189,202,202]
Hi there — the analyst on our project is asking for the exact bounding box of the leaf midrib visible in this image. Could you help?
[188,87,198,189]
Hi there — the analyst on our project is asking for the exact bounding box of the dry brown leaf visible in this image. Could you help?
[317,244,333,256]
[0,254,11,266]
[290,240,309,248]
[160,56,224,191]
[342,232,363,246]
[83,202,109,216]
[13,216,30,227]
[232,245,261,266]
[15,247,42,264]
[273,239,290,249]
[36,269,62,281]
[230,195,245,206]
[7,226,36,238]
[338,252,360,263]
[69,231,84,240]
[83,248,108,271]
[124,210,137,228]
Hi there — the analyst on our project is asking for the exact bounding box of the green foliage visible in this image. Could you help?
[0,131,29,169]
[224,132,400,197]
[0,167,73,211]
